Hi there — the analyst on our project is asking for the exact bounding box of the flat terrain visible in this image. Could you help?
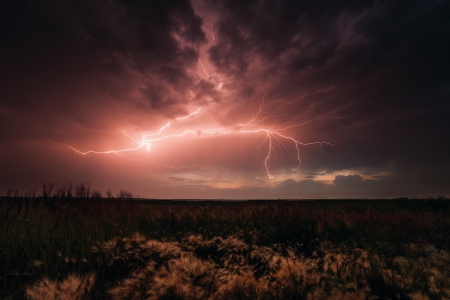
[1,197,449,299]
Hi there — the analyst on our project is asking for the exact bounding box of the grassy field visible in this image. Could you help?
[1,195,450,299]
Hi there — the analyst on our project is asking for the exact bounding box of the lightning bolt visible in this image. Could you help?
[198,60,211,79]
[68,90,338,178]
[198,59,223,89]
[202,27,215,41]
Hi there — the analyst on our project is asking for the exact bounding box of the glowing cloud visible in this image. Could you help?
[68,79,337,179]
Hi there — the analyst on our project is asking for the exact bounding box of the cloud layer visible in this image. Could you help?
[1,0,449,198]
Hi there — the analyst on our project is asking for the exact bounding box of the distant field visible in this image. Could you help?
[1,196,449,299]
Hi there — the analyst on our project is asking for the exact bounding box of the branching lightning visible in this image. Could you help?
[68,88,337,178]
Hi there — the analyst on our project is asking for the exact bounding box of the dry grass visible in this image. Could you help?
[26,274,95,300]
[96,234,450,300]
[1,197,450,299]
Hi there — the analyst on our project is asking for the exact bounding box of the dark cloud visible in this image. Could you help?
[201,0,450,196]
[167,176,187,182]
[333,175,363,186]
[0,0,207,142]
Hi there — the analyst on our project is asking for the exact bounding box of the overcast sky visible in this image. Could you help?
[1,0,449,198]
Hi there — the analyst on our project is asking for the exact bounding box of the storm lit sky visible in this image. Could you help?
[1,0,449,199]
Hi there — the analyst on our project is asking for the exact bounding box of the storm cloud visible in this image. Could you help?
[1,0,449,198]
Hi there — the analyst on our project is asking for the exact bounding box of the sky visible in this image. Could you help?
[1,0,449,199]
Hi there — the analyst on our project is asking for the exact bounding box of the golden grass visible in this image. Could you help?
[1,197,449,299]
[26,274,95,300]
[90,234,450,299]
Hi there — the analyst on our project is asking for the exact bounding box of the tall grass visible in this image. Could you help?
[1,195,449,299]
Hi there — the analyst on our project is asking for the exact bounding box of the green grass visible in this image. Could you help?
[1,196,450,299]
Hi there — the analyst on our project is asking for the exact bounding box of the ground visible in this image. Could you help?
[1,197,450,299]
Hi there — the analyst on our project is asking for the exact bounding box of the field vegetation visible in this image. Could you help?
[1,187,450,299]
